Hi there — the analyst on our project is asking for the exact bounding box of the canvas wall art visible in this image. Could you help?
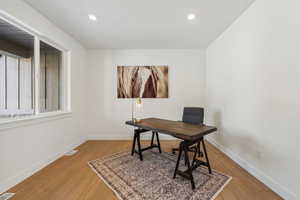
[117,66,169,98]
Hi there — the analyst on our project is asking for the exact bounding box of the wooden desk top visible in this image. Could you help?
[126,118,217,141]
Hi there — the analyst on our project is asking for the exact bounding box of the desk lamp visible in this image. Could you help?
[132,97,143,123]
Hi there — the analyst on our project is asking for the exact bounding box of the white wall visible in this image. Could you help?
[87,49,206,140]
[0,0,87,193]
[205,0,300,199]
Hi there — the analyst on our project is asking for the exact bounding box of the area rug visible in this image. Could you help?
[88,150,231,200]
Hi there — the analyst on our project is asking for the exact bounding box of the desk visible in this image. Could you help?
[126,118,217,189]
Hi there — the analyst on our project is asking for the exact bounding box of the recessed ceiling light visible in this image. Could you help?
[187,13,196,20]
[88,14,97,21]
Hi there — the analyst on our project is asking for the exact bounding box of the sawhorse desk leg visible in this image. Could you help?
[131,129,162,161]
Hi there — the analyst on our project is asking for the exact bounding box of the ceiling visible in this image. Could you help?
[23,0,254,49]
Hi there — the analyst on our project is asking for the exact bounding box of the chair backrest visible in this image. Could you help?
[182,107,204,125]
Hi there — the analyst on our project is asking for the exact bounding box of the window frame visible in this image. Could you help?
[0,10,71,130]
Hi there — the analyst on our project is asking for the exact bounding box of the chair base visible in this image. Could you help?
[172,141,203,157]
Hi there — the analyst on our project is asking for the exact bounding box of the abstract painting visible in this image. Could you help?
[117,66,168,98]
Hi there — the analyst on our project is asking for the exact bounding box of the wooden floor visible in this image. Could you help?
[6,140,282,200]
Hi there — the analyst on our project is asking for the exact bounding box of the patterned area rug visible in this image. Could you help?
[88,150,231,200]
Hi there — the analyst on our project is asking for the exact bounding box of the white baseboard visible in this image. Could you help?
[0,136,86,194]
[88,133,177,141]
[206,137,299,200]
[88,134,132,140]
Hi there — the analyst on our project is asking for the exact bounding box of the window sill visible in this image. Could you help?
[0,111,72,131]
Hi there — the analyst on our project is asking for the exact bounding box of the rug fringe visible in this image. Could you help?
[88,162,125,200]
[210,176,233,200]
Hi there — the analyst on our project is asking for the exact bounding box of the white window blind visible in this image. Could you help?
[0,54,34,117]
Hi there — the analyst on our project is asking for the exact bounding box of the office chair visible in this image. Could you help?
[172,107,204,158]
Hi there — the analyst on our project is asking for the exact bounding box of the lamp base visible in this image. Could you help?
[132,118,141,123]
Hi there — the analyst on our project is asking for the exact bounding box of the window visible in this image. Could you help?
[0,18,34,117]
[39,41,62,113]
[0,16,70,121]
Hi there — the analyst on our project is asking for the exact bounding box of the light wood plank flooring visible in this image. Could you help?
[6,140,282,200]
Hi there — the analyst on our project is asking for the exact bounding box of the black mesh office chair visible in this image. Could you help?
[182,107,204,125]
[172,107,204,157]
